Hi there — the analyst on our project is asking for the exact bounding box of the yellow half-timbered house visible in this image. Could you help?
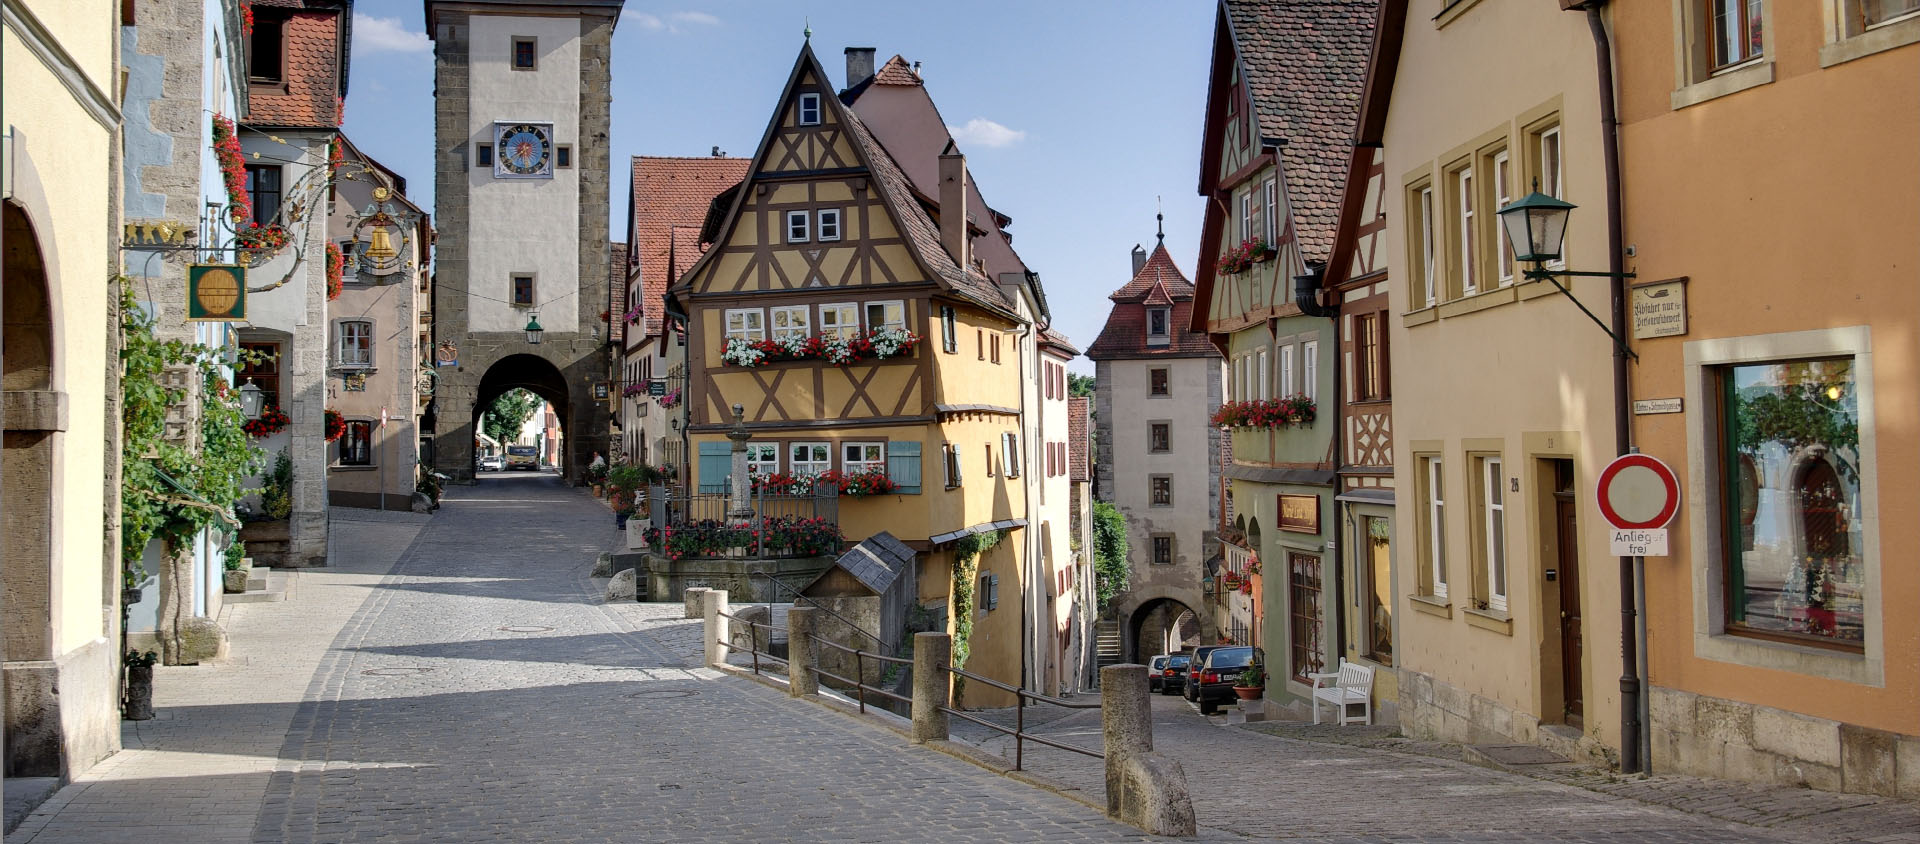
[671,44,1039,704]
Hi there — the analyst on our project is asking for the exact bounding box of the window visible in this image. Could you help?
[1416,185,1436,307]
[1355,312,1387,401]
[746,443,779,478]
[944,442,963,488]
[1152,535,1174,566]
[1708,0,1765,71]
[1302,340,1318,403]
[512,274,535,306]
[990,334,1001,364]
[1420,456,1448,599]
[980,573,999,612]
[1360,516,1393,666]
[1478,456,1508,612]
[245,166,282,226]
[1491,149,1514,285]
[476,144,493,168]
[1150,475,1173,507]
[769,305,810,341]
[1149,367,1169,396]
[556,146,572,168]
[977,329,985,360]
[1146,307,1170,342]
[1239,189,1255,242]
[865,300,905,333]
[1149,422,1170,453]
[843,442,884,474]
[1000,432,1020,477]
[820,303,859,339]
[1454,165,1477,296]
[1534,127,1565,268]
[1289,553,1326,681]
[817,209,841,241]
[797,92,822,126]
[1257,349,1270,400]
[941,306,958,352]
[238,342,281,407]
[248,14,283,81]
[724,308,765,342]
[786,211,809,243]
[1720,356,1863,649]
[512,36,537,70]
[339,420,372,466]
[1866,0,1920,26]
[789,442,830,478]
[1279,344,1294,399]
[1263,177,1279,245]
[335,320,373,369]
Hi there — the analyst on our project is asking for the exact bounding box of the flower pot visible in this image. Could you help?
[223,569,251,594]
[1232,685,1263,701]
[592,485,604,498]
[125,665,155,720]
[614,512,630,530]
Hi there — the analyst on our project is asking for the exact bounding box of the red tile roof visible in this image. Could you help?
[873,55,921,86]
[1086,243,1219,360]
[669,226,703,284]
[1039,326,1081,357]
[1225,0,1378,262]
[608,242,628,345]
[630,156,750,338]
[1068,397,1092,483]
[247,8,345,128]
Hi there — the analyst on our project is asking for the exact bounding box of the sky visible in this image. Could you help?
[343,1,1217,374]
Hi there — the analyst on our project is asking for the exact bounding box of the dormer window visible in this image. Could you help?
[798,93,822,126]
[1146,307,1170,345]
[249,12,285,83]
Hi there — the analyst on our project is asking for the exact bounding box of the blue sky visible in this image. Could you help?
[345,1,1217,372]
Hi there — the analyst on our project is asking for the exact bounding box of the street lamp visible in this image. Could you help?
[1494,191,1635,357]
[524,312,544,345]
[238,379,266,419]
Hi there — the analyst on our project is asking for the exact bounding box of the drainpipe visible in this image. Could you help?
[1576,0,1643,775]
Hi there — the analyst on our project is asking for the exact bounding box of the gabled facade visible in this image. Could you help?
[672,44,1038,704]
[1087,240,1223,662]
[1190,0,1376,715]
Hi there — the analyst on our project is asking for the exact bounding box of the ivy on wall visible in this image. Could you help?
[947,529,1002,707]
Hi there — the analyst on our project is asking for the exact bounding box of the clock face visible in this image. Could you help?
[494,122,553,177]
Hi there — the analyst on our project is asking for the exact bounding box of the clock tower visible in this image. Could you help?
[426,0,623,482]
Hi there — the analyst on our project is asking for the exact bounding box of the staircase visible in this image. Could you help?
[1095,618,1123,669]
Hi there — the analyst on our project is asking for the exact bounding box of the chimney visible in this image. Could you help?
[911,61,922,79]
[845,47,876,88]
[938,149,969,269]
[1131,244,1147,277]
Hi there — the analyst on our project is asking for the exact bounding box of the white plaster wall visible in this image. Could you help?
[467,14,580,335]
[237,135,321,332]
[1105,356,1220,569]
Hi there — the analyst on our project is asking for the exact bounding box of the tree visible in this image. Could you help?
[483,389,541,445]
[1091,500,1130,608]
[1068,373,1095,399]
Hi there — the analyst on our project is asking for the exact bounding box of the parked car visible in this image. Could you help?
[1192,646,1264,715]
[1182,645,1229,702]
[478,455,504,472]
[1148,653,1191,694]
[505,445,538,470]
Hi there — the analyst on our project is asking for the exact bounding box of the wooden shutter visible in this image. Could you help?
[697,441,730,494]
[886,441,921,494]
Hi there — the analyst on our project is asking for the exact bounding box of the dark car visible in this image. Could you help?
[1148,653,1191,694]
[1192,646,1263,715]
[1182,645,1228,702]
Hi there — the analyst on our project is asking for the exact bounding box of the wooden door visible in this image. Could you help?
[1555,494,1584,726]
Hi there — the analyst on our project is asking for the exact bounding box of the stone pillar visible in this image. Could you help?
[787,606,818,697]
[1101,664,1195,836]
[702,589,730,668]
[725,404,752,522]
[684,586,710,620]
[911,631,951,743]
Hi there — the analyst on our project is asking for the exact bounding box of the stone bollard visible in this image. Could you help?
[786,606,818,697]
[1102,664,1196,837]
[684,586,711,620]
[702,589,730,669]
[911,631,951,743]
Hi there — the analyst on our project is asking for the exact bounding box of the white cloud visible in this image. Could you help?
[947,118,1027,149]
[353,13,429,54]
[624,9,720,33]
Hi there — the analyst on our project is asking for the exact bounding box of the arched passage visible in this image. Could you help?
[1126,597,1202,663]
[472,354,574,479]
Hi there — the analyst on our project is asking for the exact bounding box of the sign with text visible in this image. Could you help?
[1278,493,1320,534]
[1631,278,1688,339]
[1610,528,1669,557]
[1633,398,1683,415]
[648,380,667,397]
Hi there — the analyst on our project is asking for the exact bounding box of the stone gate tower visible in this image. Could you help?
[426,0,621,483]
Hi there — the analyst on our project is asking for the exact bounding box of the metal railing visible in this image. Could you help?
[939,665,1104,771]
[715,610,787,677]
[655,488,838,528]
[811,639,913,715]
[749,570,894,656]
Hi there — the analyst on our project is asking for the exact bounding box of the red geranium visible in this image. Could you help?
[241,405,290,437]
[324,409,346,442]
[1210,394,1316,430]
[212,114,251,224]
[326,242,344,300]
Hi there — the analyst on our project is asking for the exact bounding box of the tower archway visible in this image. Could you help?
[3,200,61,776]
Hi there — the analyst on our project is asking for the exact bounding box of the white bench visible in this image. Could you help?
[1308,659,1375,725]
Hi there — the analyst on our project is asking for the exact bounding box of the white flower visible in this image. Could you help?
[721,337,767,367]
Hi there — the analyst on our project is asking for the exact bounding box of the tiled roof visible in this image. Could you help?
[873,55,921,86]
[608,242,628,345]
[1225,0,1378,261]
[247,8,344,128]
[811,532,915,596]
[1086,242,1219,360]
[630,156,750,337]
[669,226,703,282]
[1068,397,1092,483]
[1039,326,1080,357]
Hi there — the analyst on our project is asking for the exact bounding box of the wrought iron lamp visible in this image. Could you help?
[238,379,266,419]
[524,312,544,345]
[1495,188,1635,356]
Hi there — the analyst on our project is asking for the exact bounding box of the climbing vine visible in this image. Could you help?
[947,529,1002,706]
[1091,500,1130,609]
[119,278,265,586]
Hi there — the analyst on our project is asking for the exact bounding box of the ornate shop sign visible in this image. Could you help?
[1278,493,1320,534]
[186,263,246,321]
[1631,277,1688,340]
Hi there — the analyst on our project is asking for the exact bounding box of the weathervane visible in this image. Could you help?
[803,17,812,42]
[1156,195,1165,244]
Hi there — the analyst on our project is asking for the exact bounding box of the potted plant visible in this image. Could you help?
[125,650,159,720]
[1232,665,1266,701]
[610,490,636,529]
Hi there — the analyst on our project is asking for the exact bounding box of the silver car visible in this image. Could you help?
[478,455,504,472]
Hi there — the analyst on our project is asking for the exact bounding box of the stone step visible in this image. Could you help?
[226,569,289,604]
[1462,742,1579,776]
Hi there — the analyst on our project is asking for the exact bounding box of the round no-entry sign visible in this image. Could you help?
[1596,453,1680,531]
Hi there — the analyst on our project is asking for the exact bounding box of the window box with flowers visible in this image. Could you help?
[623,303,643,325]
[657,387,680,409]
[241,405,290,437]
[1217,237,1276,275]
[621,383,647,398]
[1210,394,1316,429]
[720,328,920,368]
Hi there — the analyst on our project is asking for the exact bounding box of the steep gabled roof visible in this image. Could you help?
[1325,0,1408,289]
[874,55,921,86]
[629,155,750,337]
[1108,243,1196,303]
[1039,326,1081,357]
[1086,241,1218,360]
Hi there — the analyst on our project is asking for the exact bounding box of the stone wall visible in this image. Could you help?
[643,553,834,606]
[1396,669,1585,765]
[1649,685,1920,798]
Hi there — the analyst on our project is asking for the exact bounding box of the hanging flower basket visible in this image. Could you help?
[241,405,290,437]
[623,303,644,325]
[325,242,344,300]
[657,387,680,409]
[212,114,251,224]
[324,409,346,442]
[1217,237,1274,275]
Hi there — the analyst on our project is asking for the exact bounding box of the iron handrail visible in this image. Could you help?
[810,638,912,714]
[938,663,1104,769]
[748,570,895,655]
[715,610,787,677]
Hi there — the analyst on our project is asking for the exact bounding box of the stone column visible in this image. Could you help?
[725,403,752,523]
[683,586,710,620]
[702,589,730,668]
[787,606,818,697]
[1101,664,1195,836]
[911,632,951,743]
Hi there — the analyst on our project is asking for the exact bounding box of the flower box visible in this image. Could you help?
[1210,394,1316,430]
[721,328,919,368]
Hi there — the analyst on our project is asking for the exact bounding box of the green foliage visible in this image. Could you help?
[118,279,264,586]
[1237,665,1266,688]
[223,535,247,572]
[1068,373,1095,399]
[1091,500,1130,609]
[259,448,294,520]
[124,650,160,669]
[947,529,1003,705]
[482,389,542,445]
[1734,381,1859,472]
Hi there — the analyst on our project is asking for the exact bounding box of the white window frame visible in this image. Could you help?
[1263,177,1279,245]
[785,210,810,243]
[819,302,859,339]
[1303,339,1319,403]
[335,319,373,369]
[1279,344,1295,399]
[1457,166,1476,296]
[1425,456,1448,600]
[769,305,810,341]
[1539,127,1565,270]
[1239,189,1252,241]
[1419,186,1437,307]
[746,443,780,478]
[724,308,766,342]
[842,441,884,475]
[1481,456,1508,612]
[865,300,905,333]
[817,208,842,242]
[1000,431,1020,478]
[1146,307,1170,345]
[1256,349,1269,400]
[1493,149,1514,286]
[789,442,831,477]
[797,92,822,126]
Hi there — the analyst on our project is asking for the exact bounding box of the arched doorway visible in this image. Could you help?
[472,354,573,480]
[1128,597,1201,662]
[4,200,62,776]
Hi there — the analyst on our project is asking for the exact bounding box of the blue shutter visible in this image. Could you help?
[697,442,730,494]
[886,441,921,494]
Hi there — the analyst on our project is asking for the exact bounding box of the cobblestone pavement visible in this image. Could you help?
[15,475,1159,843]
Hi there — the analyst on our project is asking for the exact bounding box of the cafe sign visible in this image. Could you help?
[1631,277,1687,340]
[1278,493,1320,534]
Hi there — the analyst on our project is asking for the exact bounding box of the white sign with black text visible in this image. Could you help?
[1610,528,1669,557]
